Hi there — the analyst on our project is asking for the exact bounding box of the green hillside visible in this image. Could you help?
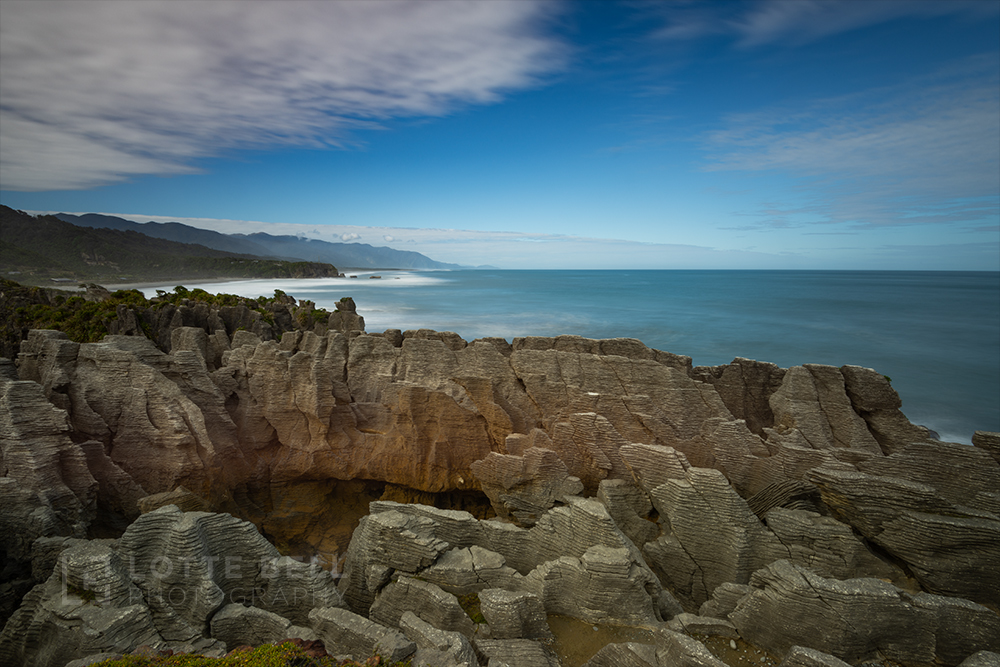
[0,206,339,284]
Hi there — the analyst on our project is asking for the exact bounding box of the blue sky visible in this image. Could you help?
[1,0,998,269]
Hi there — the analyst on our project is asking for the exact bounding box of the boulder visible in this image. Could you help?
[807,466,1000,606]
[960,652,1000,667]
[777,646,853,667]
[309,606,415,663]
[0,542,162,667]
[596,479,659,550]
[473,638,560,667]
[524,545,660,626]
[478,588,552,640]
[652,628,728,667]
[209,604,292,648]
[418,546,524,596]
[642,467,788,610]
[471,448,584,526]
[369,576,476,636]
[728,560,1000,666]
[582,642,660,667]
[399,611,479,667]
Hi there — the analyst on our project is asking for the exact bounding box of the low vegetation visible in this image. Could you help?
[0,279,345,359]
[88,643,411,667]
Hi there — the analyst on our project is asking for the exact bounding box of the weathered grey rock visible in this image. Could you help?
[171,327,210,368]
[256,555,343,626]
[478,588,552,640]
[471,448,583,526]
[960,652,1000,667]
[764,508,906,585]
[369,576,476,636]
[136,486,209,514]
[858,441,1000,512]
[729,560,1000,666]
[690,357,786,437]
[642,467,788,610]
[474,638,560,667]
[338,509,451,613]
[119,505,339,640]
[697,583,751,620]
[807,466,1000,606]
[768,365,882,455]
[653,628,728,667]
[209,604,292,648]
[840,365,937,455]
[973,431,1000,465]
[230,330,262,349]
[309,606,415,662]
[65,653,125,667]
[746,480,821,518]
[419,546,523,596]
[1,377,95,562]
[0,542,162,667]
[777,646,853,667]
[597,478,659,549]
[582,642,660,667]
[666,613,738,639]
[524,545,660,626]
[399,611,479,667]
[619,443,691,494]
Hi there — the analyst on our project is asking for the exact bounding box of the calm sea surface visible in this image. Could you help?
[141,270,1000,444]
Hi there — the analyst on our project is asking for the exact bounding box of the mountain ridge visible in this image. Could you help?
[0,205,340,284]
[54,211,462,270]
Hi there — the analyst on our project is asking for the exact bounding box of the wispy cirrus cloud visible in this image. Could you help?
[654,0,997,47]
[0,1,564,191]
[703,57,1000,229]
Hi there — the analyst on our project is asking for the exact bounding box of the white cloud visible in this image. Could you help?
[383,235,395,242]
[654,0,997,47]
[0,0,563,191]
[703,59,1000,229]
[341,233,361,242]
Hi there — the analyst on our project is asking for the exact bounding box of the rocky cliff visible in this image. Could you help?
[1,304,998,666]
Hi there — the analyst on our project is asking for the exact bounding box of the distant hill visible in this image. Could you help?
[55,212,279,257]
[1,206,339,284]
[55,212,461,270]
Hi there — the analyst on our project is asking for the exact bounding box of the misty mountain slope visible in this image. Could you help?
[54,212,460,269]
[1,206,339,282]
[240,232,461,269]
[54,213,281,258]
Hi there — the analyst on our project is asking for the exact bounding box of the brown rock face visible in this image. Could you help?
[7,326,987,596]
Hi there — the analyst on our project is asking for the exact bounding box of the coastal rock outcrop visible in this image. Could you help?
[727,560,1000,664]
[0,506,342,666]
[3,318,998,667]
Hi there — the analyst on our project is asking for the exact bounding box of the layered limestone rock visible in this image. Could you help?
[5,322,998,667]
[807,442,1000,608]
[470,447,583,526]
[728,560,1000,665]
[0,506,343,666]
[337,500,666,633]
[1,375,96,563]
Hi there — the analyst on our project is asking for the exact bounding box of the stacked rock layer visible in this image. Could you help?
[1,322,998,666]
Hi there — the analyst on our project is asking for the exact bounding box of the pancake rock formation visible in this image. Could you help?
[1,315,999,666]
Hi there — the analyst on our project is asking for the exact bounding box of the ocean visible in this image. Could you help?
[139,270,1000,444]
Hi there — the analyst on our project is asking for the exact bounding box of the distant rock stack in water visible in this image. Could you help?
[1,294,998,666]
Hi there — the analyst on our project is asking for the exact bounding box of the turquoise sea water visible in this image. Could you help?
[142,270,1000,444]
